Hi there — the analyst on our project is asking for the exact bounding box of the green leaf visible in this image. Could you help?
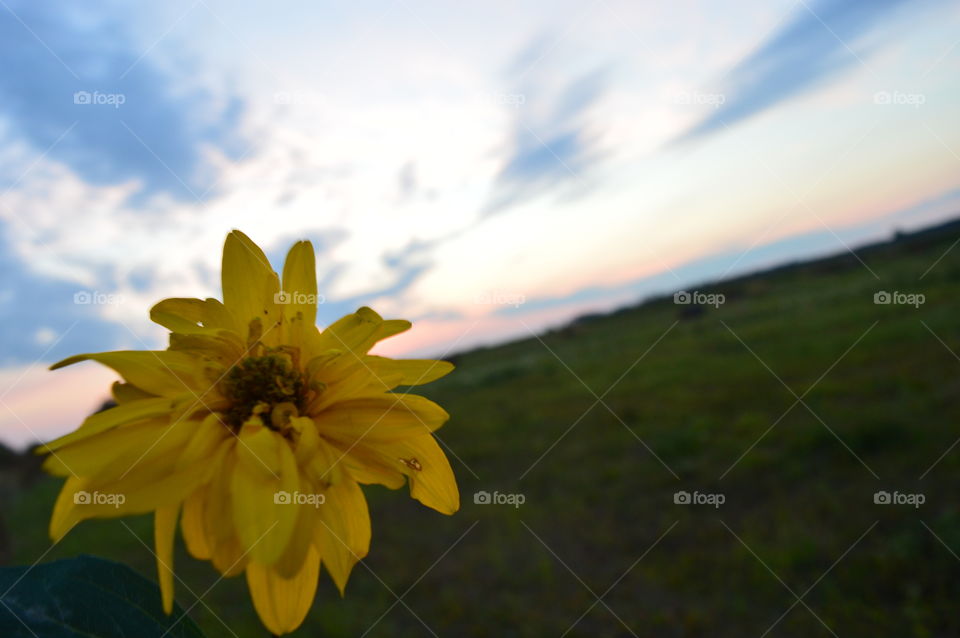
[0,554,206,638]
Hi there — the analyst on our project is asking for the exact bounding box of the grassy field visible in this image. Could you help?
[5,219,960,637]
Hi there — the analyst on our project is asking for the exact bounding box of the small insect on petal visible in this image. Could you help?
[400,457,422,471]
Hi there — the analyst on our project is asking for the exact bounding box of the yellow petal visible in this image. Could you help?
[200,439,249,576]
[314,307,411,357]
[155,504,179,614]
[333,433,459,515]
[49,476,87,540]
[231,426,300,566]
[40,398,173,452]
[341,457,406,489]
[402,435,460,514]
[315,478,370,595]
[365,356,454,388]
[318,394,450,442]
[49,454,217,537]
[181,486,211,560]
[168,332,244,368]
[290,416,319,466]
[300,433,347,488]
[290,417,346,488]
[280,240,318,327]
[175,413,230,469]
[372,318,413,346]
[306,357,377,413]
[111,381,156,404]
[42,415,190,480]
[272,494,317,579]
[150,297,239,335]
[245,545,320,635]
[50,351,201,397]
[221,230,280,328]
[46,414,226,541]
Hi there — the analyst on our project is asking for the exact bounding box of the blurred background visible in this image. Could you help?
[1,0,960,635]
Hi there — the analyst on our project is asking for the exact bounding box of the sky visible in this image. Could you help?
[1,0,959,449]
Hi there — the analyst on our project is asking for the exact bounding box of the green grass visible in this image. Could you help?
[7,219,960,637]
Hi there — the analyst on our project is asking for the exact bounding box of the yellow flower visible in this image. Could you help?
[40,231,459,635]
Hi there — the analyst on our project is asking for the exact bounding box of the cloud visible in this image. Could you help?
[484,37,609,215]
[670,0,928,145]
[0,220,138,366]
[0,0,246,201]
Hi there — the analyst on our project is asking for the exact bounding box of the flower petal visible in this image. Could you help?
[315,307,410,356]
[39,397,173,452]
[50,351,202,397]
[272,493,317,579]
[245,545,320,635]
[181,486,211,560]
[41,417,176,479]
[150,297,240,335]
[318,395,450,442]
[333,433,459,515]
[168,332,244,368]
[365,356,454,388]
[47,434,221,539]
[315,478,370,595]
[204,440,249,576]
[155,504,179,615]
[280,240,317,327]
[221,230,280,328]
[111,381,157,404]
[306,355,377,413]
[231,425,300,566]
[49,476,86,540]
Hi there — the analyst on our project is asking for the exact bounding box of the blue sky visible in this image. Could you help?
[1,0,959,447]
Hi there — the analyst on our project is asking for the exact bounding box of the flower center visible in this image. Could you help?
[221,353,304,429]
